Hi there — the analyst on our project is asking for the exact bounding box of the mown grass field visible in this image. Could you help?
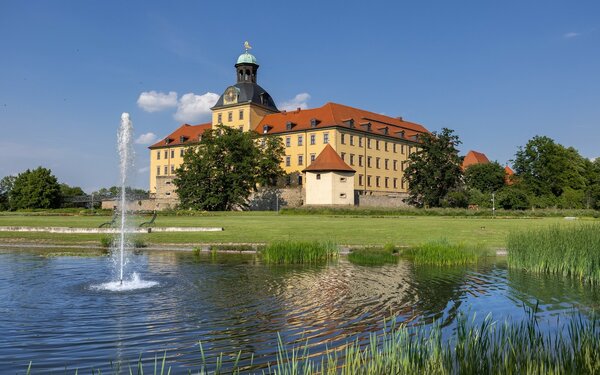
[0,212,595,248]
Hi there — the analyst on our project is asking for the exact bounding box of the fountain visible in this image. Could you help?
[92,113,157,291]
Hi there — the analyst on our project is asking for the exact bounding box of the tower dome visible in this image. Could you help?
[236,51,257,65]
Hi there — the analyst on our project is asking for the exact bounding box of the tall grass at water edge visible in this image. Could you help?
[402,240,490,266]
[348,243,398,266]
[508,223,600,284]
[23,313,600,374]
[261,240,338,264]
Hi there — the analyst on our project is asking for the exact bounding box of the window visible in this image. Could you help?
[393,160,398,171]
[217,113,222,123]
[298,154,303,165]
[367,156,372,168]
[316,173,321,180]
[171,165,175,173]
[393,143,397,153]
[286,137,291,147]
[341,133,346,144]
[310,153,316,162]
[358,174,363,186]
[359,137,363,148]
[367,175,372,187]
[164,166,168,175]
[385,177,389,188]
[298,135,303,146]
[228,111,233,122]
[376,176,380,187]
[349,154,354,165]
[376,140,380,150]
[385,159,389,170]
[180,148,184,157]
[367,139,371,149]
[239,110,244,120]
[238,125,243,131]
[341,152,346,161]
[164,150,168,159]
[401,179,406,189]
[339,193,347,199]
[310,118,318,128]
[385,142,388,152]
[298,175,303,185]
[156,166,160,176]
[376,157,380,169]
[171,150,175,158]
[323,132,329,144]
[350,135,354,146]
[401,144,405,154]
[340,177,347,182]
[285,156,291,166]
[393,178,398,189]
[260,138,266,147]
[310,134,316,145]
[359,155,363,167]
[157,151,161,160]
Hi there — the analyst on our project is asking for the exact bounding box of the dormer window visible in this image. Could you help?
[310,118,319,128]
[361,122,372,132]
[382,127,389,135]
[396,130,405,138]
[343,119,355,128]
[262,125,271,134]
[286,121,295,131]
[164,138,172,145]
[179,136,188,143]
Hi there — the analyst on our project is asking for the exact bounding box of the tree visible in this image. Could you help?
[0,175,16,211]
[60,183,86,208]
[464,162,506,193]
[513,136,586,197]
[9,167,62,209]
[403,128,463,207]
[174,125,285,211]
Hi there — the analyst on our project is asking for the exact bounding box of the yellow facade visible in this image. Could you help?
[149,145,187,193]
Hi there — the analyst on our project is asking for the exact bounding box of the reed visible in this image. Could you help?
[403,240,488,266]
[508,223,600,284]
[24,314,599,374]
[348,244,398,266]
[261,240,338,264]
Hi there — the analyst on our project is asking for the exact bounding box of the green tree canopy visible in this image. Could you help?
[174,126,285,211]
[403,128,463,207]
[464,162,506,193]
[0,175,16,211]
[513,136,586,197]
[9,167,62,209]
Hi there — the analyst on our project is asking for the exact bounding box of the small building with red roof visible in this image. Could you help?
[303,145,356,205]
[462,150,490,170]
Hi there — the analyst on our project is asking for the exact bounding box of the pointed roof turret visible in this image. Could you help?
[303,144,355,173]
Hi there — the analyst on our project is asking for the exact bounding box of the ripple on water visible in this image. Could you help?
[90,272,158,292]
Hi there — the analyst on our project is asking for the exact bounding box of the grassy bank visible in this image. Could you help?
[508,223,600,284]
[23,314,599,374]
[0,212,584,248]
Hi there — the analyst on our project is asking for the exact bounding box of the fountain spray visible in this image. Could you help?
[117,113,134,285]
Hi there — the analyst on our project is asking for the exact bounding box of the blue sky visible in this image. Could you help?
[1,1,598,192]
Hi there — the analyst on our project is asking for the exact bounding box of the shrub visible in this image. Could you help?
[261,240,338,264]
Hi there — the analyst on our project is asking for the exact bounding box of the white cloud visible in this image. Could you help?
[135,132,158,145]
[137,91,178,112]
[174,92,219,123]
[279,93,311,111]
[563,32,581,39]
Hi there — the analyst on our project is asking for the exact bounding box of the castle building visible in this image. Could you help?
[148,45,430,206]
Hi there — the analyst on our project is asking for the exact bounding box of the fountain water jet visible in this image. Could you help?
[93,113,157,291]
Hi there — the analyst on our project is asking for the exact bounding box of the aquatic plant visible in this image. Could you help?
[508,223,600,284]
[23,313,600,374]
[348,245,398,266]
[261,240,338,264]
[403,240,488,266]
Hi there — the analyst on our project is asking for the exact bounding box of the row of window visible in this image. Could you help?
[284,152,408,171]
[157,149,185,160]
[357,174,406,189]
[217,110,244,124]
[156,164,177,176]
[283,133,412,154]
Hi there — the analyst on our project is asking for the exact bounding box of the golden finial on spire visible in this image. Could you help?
[244,41,252,52]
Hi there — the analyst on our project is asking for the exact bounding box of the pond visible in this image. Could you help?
[0,248,598,373]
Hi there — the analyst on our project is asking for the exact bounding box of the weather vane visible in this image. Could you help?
[244,41,252,52]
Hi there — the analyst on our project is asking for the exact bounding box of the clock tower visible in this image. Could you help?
[211,42,279,132]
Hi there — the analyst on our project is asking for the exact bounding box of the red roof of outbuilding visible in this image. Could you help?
[148,123,212,149]
[302,144,355,173]
[462,150,490,169]
[258,102,428,141]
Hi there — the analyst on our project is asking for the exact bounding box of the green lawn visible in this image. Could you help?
[0,212,593,248]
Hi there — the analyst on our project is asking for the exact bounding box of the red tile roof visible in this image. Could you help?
[148,123,212,149]
[462,150,490,169]
[257,102,428,141]
[302,144,355,173]
[504,165,514,175]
